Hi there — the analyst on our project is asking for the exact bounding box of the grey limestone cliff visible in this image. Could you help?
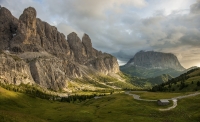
[0,7,119,91]
[126,51,185,71]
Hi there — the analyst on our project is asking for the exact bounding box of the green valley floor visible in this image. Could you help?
[0,86,200,122]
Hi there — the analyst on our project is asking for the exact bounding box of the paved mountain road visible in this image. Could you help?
[125,91,200,111]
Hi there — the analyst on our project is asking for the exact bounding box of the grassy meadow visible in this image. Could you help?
[0,86,200,122]
[130,91,193,100]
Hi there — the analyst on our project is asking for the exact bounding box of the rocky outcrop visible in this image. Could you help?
[82,34,94,58]
[86,53,119,74]
[0,52,34,85]
[67,32,86,64]
[29,57,83,91]
[0,7,119,91]
[0,7,18,50]
[10,7,72,58]
[126,51,185,71]
[10,7,41,52]
[36,18,71,58]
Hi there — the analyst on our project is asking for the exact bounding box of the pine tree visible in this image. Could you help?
[197,81,200,86]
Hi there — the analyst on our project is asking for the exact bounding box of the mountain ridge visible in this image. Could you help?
[0,6,122,91]
[125,50,185,71]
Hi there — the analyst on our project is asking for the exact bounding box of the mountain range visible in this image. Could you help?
[0,7,131,92]
[0,6,198,92]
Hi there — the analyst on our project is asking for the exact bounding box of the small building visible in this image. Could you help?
[94,96,101,99]
[157,99,170,106]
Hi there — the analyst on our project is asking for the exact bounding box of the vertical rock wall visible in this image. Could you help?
[0,7,119,91]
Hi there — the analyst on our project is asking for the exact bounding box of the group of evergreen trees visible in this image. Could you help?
[60,94,105,103]
[197,81,200,86]
[0,82,57,99]
[0,82,107,103]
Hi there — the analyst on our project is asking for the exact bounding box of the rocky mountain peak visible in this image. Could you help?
[82,33,93,58]
[19,7,36,27]
[67,32,81,44]
[82,33,90,40]
[19,7,37,36]
[67,32,86,63]
[0,7,12,16]
[0,6,120,91]
[0,6,18,50]
[126,51,185,71]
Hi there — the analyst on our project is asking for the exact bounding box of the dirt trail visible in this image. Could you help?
[159,99,177,111]
[159,92,200,111]
[125,91,156,101]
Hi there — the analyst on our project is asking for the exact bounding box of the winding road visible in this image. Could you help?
[125,91,200,111]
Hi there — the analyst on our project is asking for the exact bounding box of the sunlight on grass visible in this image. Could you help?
[0,86,200,122]
[130,91,193,99]
[0,86,20,98]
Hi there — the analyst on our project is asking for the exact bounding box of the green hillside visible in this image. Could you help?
[120,65,183,78]
[148,74,173,85]
[122,73,173,89]
[152,68,200,92]
[1,86,200,122]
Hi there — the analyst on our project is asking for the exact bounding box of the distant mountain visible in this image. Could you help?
[125,51,185,71]
[151,68,200,92]
[120,51,185,78]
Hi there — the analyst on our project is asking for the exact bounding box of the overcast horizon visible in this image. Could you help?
[1,0,200,68]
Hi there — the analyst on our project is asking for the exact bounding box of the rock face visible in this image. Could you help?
[0,7,18,50]
[0,52,34,85]
[0,7,119,91]
[126,51,185,71]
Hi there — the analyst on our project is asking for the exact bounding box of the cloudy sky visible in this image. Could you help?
[1,0,200,68]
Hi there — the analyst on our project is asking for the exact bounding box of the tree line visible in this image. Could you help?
[0,82,106,102]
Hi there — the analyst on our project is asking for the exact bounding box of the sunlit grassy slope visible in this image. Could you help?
[0,86,200,122]
[130,91,193,100]
[120,65,183,78]
[152,68,200,92]
[69,73,140,92]
[120,73,173,89]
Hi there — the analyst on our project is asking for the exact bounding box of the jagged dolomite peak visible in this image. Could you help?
[0,7,119,91]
